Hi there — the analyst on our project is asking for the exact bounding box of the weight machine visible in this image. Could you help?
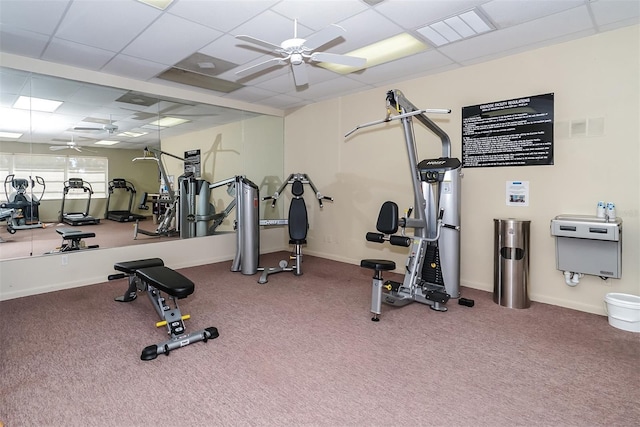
[132,147,181,239]
[257,173,333,284]
[178,174,250,239]
[346,89,462,320]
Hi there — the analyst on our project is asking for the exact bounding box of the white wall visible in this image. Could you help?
[284,25,639,315]
[1,27,637,315]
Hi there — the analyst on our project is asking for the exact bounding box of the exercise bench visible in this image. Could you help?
[109,258,219,361]
[55,227,99,252]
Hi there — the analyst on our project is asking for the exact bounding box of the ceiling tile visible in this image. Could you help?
[168,0,278,32]
[347,50,456,85]
[42,37,116,70]
[271,0,368,31]
[439,6,594,63]
[0,27,49,58]
[481,0,584,27]
[200,34,265,65]
[232,10,314,46]
[0,0,70,34]
[374,0,489,29]
[101,54,169,81]
[121,13,223,65]
[55,0,161,52]
[590,0,640,27]
[331,9,404,54]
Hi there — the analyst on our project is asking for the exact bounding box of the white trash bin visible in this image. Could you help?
[604,293,640,333]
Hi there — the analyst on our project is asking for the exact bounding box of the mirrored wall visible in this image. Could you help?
[0,67,284,260]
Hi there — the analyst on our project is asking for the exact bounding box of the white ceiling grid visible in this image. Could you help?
[0,0,637,148]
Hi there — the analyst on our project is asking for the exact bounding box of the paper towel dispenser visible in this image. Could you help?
[550,215,622,279]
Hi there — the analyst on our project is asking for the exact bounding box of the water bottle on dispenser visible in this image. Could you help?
[596,201,606,219]
[606,202,616,221]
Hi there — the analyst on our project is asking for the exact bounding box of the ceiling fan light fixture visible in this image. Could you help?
[320,33,427,74]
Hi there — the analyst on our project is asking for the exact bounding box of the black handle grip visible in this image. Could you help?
[108,273,125,281]
[390,235,411,247]
[366,232,385,243]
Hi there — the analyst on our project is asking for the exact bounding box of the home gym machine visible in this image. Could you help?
[132,147,181,239]
[59,178,100,225]
[257,173,333,284]
[105,178,146,222]
[346,89,462,320]
[178,174,250,239]
[1,174,46,235]
[108,258,219,360]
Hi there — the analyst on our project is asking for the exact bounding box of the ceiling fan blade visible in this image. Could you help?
[304,24,345,51]
[310,52,366,68]
[49,146,67,151]
[236,58,288,78]
[74,126,103,131]
[291,62,309,86]
[235,35,281,51]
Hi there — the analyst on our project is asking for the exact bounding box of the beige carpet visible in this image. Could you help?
[1,253,638,426]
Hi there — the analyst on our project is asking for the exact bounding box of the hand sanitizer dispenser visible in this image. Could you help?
[550,215,622,279]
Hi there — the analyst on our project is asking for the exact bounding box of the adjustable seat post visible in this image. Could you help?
[360,259,396,321]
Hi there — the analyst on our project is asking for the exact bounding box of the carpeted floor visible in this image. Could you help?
[1,253,638,426]
[0,217,178,260]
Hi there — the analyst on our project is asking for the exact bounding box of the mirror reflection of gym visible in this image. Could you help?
[0,67,284,260]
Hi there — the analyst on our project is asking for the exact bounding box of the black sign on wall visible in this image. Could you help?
[462,93,554,168]
[184,149,201,177]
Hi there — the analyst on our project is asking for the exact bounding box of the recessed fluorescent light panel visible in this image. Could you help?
[321,33,427,74]
[13,96,63,112]
[148,117,190,128]
[94,140,120,146]
[0,131,23,139]
[417,8,495,47]
[136,0,173,10]
[118,131,148,138]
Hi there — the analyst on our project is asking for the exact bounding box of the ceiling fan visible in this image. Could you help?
[235,19,366,86]
[49,138,96,153]
[74,115,118,134]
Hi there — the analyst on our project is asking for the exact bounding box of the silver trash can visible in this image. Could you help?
[494,218,531,309]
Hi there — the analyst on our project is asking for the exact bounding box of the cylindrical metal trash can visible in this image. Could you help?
[494,218,531,309]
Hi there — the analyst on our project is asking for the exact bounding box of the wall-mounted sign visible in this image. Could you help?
[506,181,529,207]
[184,149,201,177]
[462,93,554,168]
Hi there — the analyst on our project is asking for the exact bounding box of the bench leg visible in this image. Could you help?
[140,285,219,361]
[141,327,219,361]
[114,275,139,302]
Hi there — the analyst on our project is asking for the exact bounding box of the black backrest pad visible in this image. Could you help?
[135,266,194,299]
[376,201,399,234]
[114,258,165,274]
[289,197,308,241]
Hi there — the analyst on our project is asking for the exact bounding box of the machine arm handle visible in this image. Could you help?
[366,232,385,243]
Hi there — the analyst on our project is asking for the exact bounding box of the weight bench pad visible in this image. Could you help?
[114,258,164,274]
[135,266,194,299]
[56,228,96,239]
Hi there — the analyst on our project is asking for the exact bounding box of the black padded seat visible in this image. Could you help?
[114,258,164,274]
[56,228,96,239]
[135,266,195,299]
[360,259,396,271]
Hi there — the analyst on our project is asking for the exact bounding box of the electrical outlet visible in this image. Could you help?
[61,255,68,266]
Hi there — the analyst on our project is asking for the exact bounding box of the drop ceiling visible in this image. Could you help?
[0,0,638,149]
